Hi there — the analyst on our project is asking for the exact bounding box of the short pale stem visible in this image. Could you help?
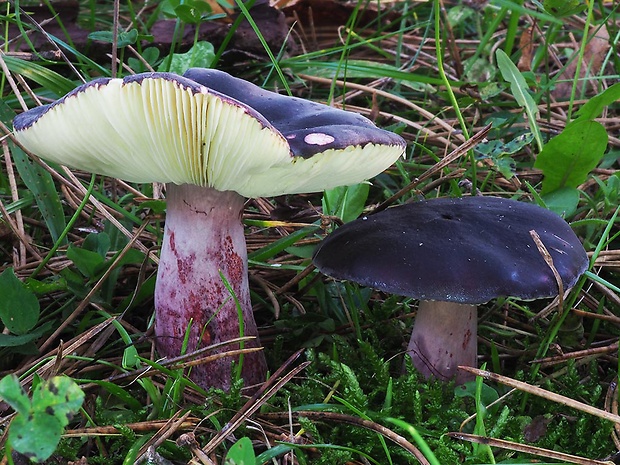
[155,183,267,390]
[406,301,477,384]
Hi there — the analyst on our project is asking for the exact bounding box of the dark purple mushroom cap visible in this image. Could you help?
[14,71,405,197]
[183,68,405,159]
[313,196,588,304]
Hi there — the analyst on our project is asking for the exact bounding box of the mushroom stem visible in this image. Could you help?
[155,183,267,390]
[406,301,477,384]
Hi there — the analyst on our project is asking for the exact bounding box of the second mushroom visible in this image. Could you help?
[313,196,588,384]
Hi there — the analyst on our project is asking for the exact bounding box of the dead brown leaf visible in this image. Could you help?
[517,24,536,72]
[553,25,611,100]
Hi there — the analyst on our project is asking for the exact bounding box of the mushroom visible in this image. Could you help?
[312,196,588,384]
[13,70,406,390]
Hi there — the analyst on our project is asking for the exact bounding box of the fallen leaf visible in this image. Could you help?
[517,24,536,72]
[553,25,611,100]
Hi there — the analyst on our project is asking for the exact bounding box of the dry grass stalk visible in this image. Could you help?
[460,366,620,425]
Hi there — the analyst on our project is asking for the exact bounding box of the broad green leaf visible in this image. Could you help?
[0,333,41,348]
[95,249,145,275]
[0,321,54,348]
[543,0,586,17]
[447,5,475,27]
[225,437,255,465]
[31,376,85,428]
[158,41,215,75]
[322,183,370,223]
[7,376,84,462]
[25,275,68,294]
[475,133,534,158]
[455,381,500,416]
[542,187,580,217]
[475,133,534,179]
[535,119,608,194]
[493,157,517,179]
[83,231,111,257]
[127,47,161,74]
[11,144,67,245]
[88,29,139,48]
[570,82,620,125]
[495,49,543,151]
[160,0,182,17]
[67,244,105,278]
[0,268,40,335]
[174,0,213,24]
[10,410,62,462]
[285,244,316,259]
[137,199,167,214]
[0,375,30,416]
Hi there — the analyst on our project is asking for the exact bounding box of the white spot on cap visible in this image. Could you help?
[304,133,335,145]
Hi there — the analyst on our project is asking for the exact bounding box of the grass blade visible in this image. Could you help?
[495,49,543,151]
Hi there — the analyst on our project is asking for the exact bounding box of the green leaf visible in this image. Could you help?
[160,0,182,18]
[10,410,63,462]
[25,276,68,295]
[225,437,255,465]
[31,377,85,428]
[455,381,500,415]
[543,0,586,17]
[158,41,215,75]
[0,268,40,335]
[138,199,167,214]
[446,5,475,27]
[322,183,370,223]
[475,132,533,158]
[495,49,543,152]
[571,82,620,125]
[6,376,84,463]
[174,0,213,24]
[11,144,67,245]
[534,119,608,194]
[127,47,161,73]
[0,321,54,348]
[0,375,30,416]
[67,245,105,278]
[255,444,293,465]
[541,187,580,217]
[88,29,139,47]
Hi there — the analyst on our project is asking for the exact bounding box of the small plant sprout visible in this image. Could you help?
[313,196,588,384]
[13,69,406,390]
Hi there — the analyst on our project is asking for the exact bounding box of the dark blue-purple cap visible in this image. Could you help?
[313,196,588,304]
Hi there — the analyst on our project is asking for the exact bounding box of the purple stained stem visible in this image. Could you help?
[406,301,477,384]
[155,183,267,390]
